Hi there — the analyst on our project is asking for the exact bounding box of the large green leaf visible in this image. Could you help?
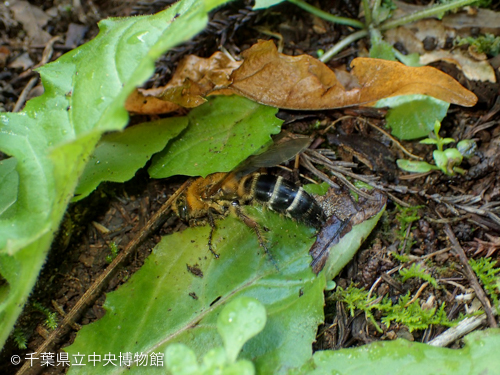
[65,207,325,374]
[303,329,500,375]
[0,0,214,348]
[0,158,18,215]
[64,198,386,374]
[74,117,189,200]
[148,96,283,179]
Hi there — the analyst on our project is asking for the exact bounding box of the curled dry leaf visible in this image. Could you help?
[125,89,181,114]
[160,52,240,107]
[125,52,241,113]
[420,50,496,83]
[126,40,477,114]
[230,40,478,109]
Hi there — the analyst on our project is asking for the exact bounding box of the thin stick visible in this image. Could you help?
[404,282,429,307]
[442,221,497,328]
[364,120,423,160]
[13,77,38,112]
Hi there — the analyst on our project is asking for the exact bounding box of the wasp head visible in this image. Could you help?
[173,195,190,221]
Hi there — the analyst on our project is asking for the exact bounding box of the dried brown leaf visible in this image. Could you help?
[160,52,240,107]
[125,40,477,114]
[125,89,181,114]
[125,52,241,114]
[229,40,478,109]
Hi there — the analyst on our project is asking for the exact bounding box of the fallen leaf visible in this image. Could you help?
[161,52,240,106]
[9,1,51,44]
[384,19,455,54]
[420,50,496,83]
[8,52,33,70]
[127,40,477,114]
[443,8,500,33]
[229,40,477,109]
[383,19,496,83]
[125,52,240,114]
[125,89,182,114]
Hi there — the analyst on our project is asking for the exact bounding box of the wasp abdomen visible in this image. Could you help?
[247,174,325,227]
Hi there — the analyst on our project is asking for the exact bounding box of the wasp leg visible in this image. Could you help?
[230,202,279,270]
[207,209,220,259]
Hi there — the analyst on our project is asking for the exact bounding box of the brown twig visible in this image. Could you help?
[404,282,429,307]
[16,180,190,375]
[363,120,423,160]
[13,36,61,112]
[442,220,497,328]
[13,77,38,112]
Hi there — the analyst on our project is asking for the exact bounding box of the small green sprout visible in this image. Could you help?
[395,204,422,252]
[13,328,27,349]
[105,242,119,263]
[380,292,455,332]
[397,121,476,176]
[333,284,456,333]
[470,257,500,308]
[399,263,438,288]
[166,297,266,375]
[456,33,500,57]
[32,302,58,330]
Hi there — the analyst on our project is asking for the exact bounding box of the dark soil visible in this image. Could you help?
[1,0,499,374]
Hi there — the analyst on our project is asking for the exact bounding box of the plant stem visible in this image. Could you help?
[288,0,365,29]
[380,0,478,31]
[361,0,372,26]
[319,29,368,63]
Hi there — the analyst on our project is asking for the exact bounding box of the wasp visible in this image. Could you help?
[172,137,326,261]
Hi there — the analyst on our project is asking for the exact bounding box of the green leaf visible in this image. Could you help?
[397,159,438,173]
[376,95,449,140]
[305,329,500,375]
[65,207,325,374]
[166,344,200,375]
[202,347,227,370]
[369,38,397,61]
[394,52,422,67]
[253,0,285,10]
[0,158,18,215]
[222,360,255,375]
[0,0,212,348]
[302,182,329,196]
[217,297,267,363]
[434,120,442,135]
[434,148,464,175]
[323,208,385,280]
[457,139,477,158]
[419,138,439,145]
[148,96,283,179]
[74,117,188,200]
[442,138,456,145]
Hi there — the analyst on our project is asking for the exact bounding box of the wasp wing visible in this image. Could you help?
[234,137,311,178]
[207,137,311,196]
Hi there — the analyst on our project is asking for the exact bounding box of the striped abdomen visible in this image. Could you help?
[240,174,326,227]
